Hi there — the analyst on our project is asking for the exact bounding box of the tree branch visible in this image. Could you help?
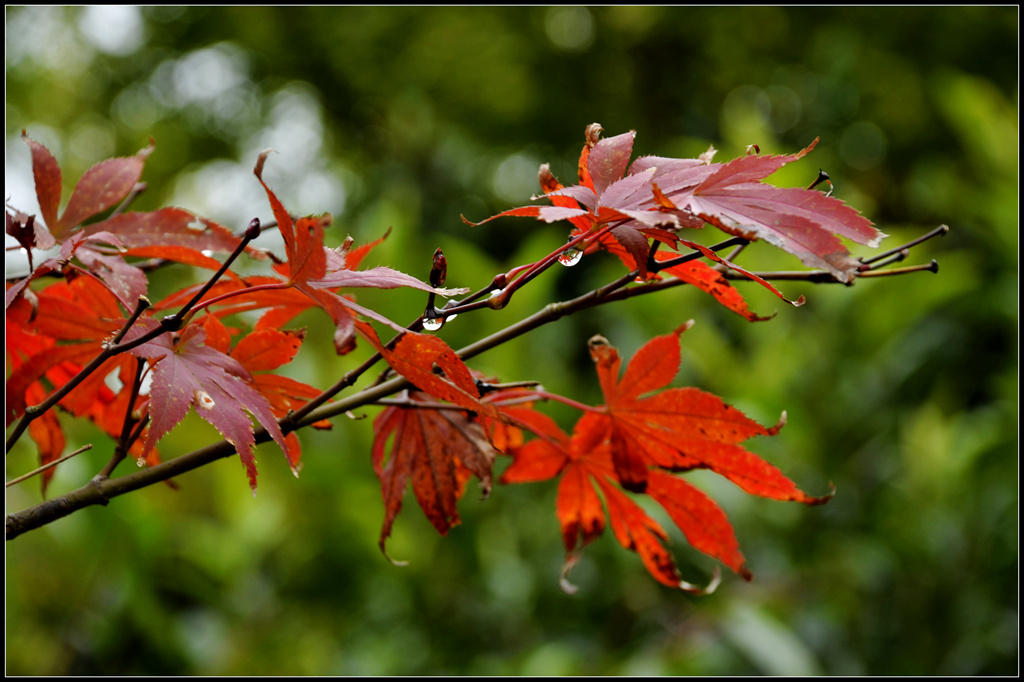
[6,229,945,540]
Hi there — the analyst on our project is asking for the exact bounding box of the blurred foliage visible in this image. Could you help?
[5,6,1018,675]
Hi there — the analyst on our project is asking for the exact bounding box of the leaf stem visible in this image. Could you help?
[188,281,292,313]
[160,221,261,328]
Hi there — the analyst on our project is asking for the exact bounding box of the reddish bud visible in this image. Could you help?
[245,218,261,239]
[429,247,447,287]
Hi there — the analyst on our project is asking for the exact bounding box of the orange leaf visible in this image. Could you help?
[503,326,831,590]
[253,152,328,284]
[660,257,773,322]
[230,328,305,372]
[357,321,496,419]
[646,470,749,579]
[594,475,681,588]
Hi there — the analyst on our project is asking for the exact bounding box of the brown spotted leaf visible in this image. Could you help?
[372,391,499,559]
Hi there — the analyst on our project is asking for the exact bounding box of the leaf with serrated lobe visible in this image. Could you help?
[127,320,289,492]
[372,392,498,559]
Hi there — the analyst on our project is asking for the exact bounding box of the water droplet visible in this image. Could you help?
[422,317,443,331]
[489,288,504,298]
[201,249,214,257]
[558,247,583,267]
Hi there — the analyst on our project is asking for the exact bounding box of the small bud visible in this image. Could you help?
[245,218,262,239]
[746,143,760,155]
[429,247,447,287]
[584,123,603,149]
[807,169,831,191]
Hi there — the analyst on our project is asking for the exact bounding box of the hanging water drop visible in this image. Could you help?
[422,317,443,331]
[558,247,583,267]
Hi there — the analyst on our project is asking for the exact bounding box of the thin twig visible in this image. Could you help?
[5,228,944,538]
[5,296,152,453]
[860,224,948,265]
[7,222,263,454]
[6,444,93,488]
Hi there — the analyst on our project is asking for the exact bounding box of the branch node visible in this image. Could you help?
[88,475,111,506]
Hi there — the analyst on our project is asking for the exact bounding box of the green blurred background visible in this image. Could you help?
[5,6,1017,675]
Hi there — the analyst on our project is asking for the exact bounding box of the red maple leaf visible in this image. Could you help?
[501,323,831,591]
[466,123,886,285]
[21,132,242,253]
[6,276,127,425]
[248,154,467,351]
[21,131,153,242]
[125,318,290,493]
[356,321,498,420]
[371,390,500,560]
[466,126,688,279]
[677,141,885,282]
[222,319,331,471]
[10,134,245,317]
[5,276,153,490]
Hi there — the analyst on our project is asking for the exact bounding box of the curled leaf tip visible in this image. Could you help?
[584,122,603,148]
[767,410,788,435]
[379,541,410,567]
[866,232,888,249]
[137,140,156,159]
[253,148,276,177]
[559,553,582,595]
[676,319,696,335]
[810,481,837,506]
[680,566,722,594]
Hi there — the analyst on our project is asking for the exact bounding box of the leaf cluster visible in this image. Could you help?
[6,124,942,592]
